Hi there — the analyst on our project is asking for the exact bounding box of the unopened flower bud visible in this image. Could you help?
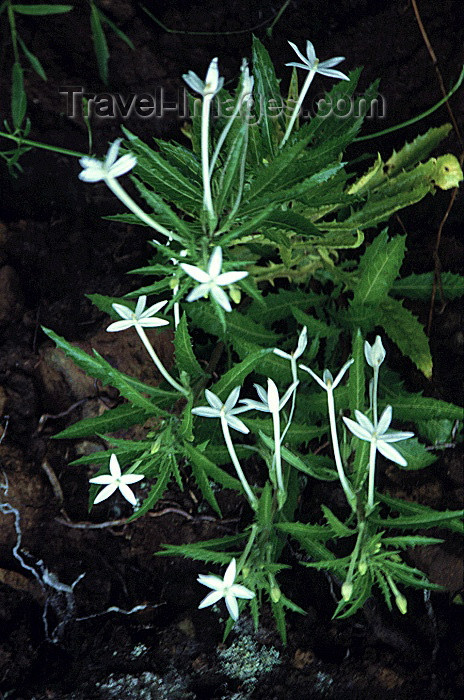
[341,581,352,601]
[395,594,407,614]
[364,336,386,368]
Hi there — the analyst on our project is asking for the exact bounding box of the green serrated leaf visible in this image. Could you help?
[174,313,204,380]
[353,231,406,305]
[183,443,242,492]
[377,298,432,378]
[210,348,274,401]
[392,271,464,300]
[126,467,171,522]
[53,404,153,439]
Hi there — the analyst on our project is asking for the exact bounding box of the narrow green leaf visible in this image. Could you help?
[251,36,284,157]
[18,36,47,79]
[291,307,338,339]
[11,61,26,129]
[12,4,72,14]
[187,444,221,516]
[90,3,109,84]
[99,10,135,50]
[348,329,365,415]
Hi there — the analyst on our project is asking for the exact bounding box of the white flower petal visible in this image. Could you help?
[273,349,292,360]
[186,285,210,302]
[377,405,392,435]
[141,300,168,318]
[89,475,113,485]
[331,358,354,389]
[299,364,327,390]
[318,56,345,69]
[225,415,250,434]
[109,454,122,478]
[377,440,408,467]
[180,263,210,283]
[343,416,372,442]
[205,389,223,410]
[137,318,170,328]
[267,379,280,414]
[109,153,137,178]
[318,67,350,81]
[197,574,224,591]
[223,559,236,587]
[191,406,221,419]
[381,430,414,443]
[295,327,308,358]
[288,40,310,67]
[198,590,224,609]
[215,270,248,286]
[230,584,255,600]
[211,285,232,312]
[118,482,138,505]
[93,483,118,504]
[225,594,239,621]
[354,410,374,433]
[134,296,146,317]
[305,40,317,66]
[208,246,223,279]
[106,320,134,332]
[112,303,133,320]
[78,168,105,183]
[105,139,122,167]
[224,387,241,412]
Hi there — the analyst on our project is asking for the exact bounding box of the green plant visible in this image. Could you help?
[0,0,134,171]
[39,37,463,641]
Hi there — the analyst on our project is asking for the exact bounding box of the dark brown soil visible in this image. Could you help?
[0,1,463,698]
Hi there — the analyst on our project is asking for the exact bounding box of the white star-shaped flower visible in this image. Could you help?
[106,296,169,333]
[300,358,354,391]
[197,558,255,621]
[240,379,298,414]
[78,139,137,183]
[183,57,224,97]
[89,454,144,506]
[343,405,414,467]
[274,326,308,362]
[180,247,248,312]
[286,40,350,81]
[192,386,250,434]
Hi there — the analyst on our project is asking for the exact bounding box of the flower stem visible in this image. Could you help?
[270,405,285,504]
[201,95,216,228]
[367,439,377,513]
[221,416,258,509]
[342,520,365,601]
[135,326,188,396]
[280,68,316,148]
[327,387,356,509]
[105,176,173,239]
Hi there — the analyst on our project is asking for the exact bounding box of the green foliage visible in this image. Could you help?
[40,36,463,641]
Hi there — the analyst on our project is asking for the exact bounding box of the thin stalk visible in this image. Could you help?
[135,326,188,396]
[237,524,258,574]
[372,366,379,427]
[201,94,215,226]
[209,97,243,177]
[221,416,258,509]
[367,439,377,513]
[342,520,365,601]
[327,387,356,509]
[105,177,174,239]
[280,360,298,443]
[270,405,284,497]
[280,66,317,148]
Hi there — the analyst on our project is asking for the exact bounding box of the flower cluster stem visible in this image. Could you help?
[221,416,258,509]
[135,326,188,396]
[280,67,317,148]
[327,386,356,509]
[201,95,216,228]
[105,176,173,239]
